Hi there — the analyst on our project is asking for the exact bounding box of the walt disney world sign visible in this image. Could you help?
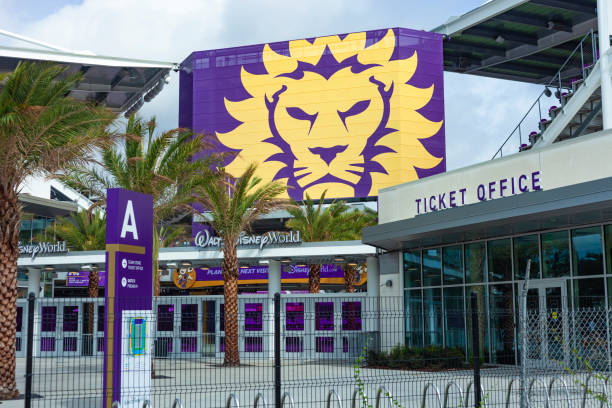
[194,229,302,250]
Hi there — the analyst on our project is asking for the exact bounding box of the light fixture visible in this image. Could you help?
[166,262,177,269]
[81,264,92,271]
[347,262,358,267]
[495,34,505,44]
[333,257,345,263]
[296,263,307,267]
[280,258,291,264]
[180,261,192,267]
[43,265,54,271]
[258,260,269,265]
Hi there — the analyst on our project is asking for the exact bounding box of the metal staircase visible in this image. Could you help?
[492,31,610,158]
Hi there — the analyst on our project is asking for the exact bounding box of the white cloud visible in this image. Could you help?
[1,0,543,173]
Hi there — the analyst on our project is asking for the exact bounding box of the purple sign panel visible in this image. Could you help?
[66,271,107,287]
[193,264,344,281]
[104,188,153,407]
[180,28,445,201]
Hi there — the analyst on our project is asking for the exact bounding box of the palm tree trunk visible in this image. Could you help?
[308,264,321,293]
[0,185,20,399]
[153,227,161,297]
[222,241,240,366]
[343,264,356,293]
[85,270,99,354]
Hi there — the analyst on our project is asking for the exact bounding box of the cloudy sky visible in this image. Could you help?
[1,0,543,170]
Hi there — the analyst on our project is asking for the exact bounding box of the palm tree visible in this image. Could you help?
[52,211,106,339]
[0,62,115,399]
[61,115,219,296]
[192,163,289,366]
[286,191,377,292]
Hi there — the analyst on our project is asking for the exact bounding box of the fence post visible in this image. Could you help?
[274,292,281,408]
[519,259,531,408]
[25,292,35,408]
[470,292,481,408]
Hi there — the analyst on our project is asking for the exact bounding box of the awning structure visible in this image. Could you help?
[433,0,598,84]
[0,29,177,114]
[363,176,612,251]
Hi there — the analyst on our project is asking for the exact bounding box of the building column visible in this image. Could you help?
[598,0,612,129]
[366,256,379,298]
[27,267,41,297]
[268,260,281,296]
[266,260,281,359]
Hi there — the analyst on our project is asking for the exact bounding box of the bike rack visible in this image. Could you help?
[442,381,464,408]
[253,393,268,407]
[504,377,521,408]
[326,389,343,408]
[528,378,551,408]
[226,393,240,408]
[581,373,609,408]
[351,387,365,408]
[280,392,295,408]
[548,376,571,408]
[172,398,183,408]
[464,381,487,408]
[420,383,442,408]
[141,400,151,408]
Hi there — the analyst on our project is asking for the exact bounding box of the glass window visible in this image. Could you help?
[574,278,606,308]
[180,304,198,332]
[422,248,441,287]
[489,285,515,364]
[31,216,46,241]
[97,306,105,332]
[443,246,463,285]
[405,290,423,348]
[244,303,263,331]
[342,302,362,331]
[443,287,464,350]
[572,227,604,276]
[403,251,421,288]
[465,242,486,284]
[513,235,540,280]
[41,306,56,332]
[465,286,489,362]
[19,214,32,243]
[488,239,512,282]
[157,304,174,332]
[423,288,442,346]
[542,231,570,278]
[286,302,304,331]
[315,302,334,331]
[63,306,79,332]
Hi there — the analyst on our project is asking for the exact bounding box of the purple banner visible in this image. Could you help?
[194,264,344,281]
[66,271,107,287]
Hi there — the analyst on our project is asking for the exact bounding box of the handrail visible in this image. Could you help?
[281,392,295,408]
[226,393,240,408]
[492,30,598,159]
[253,393,268,407]
[326,389,343,408]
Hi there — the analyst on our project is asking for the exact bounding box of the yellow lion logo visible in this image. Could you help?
[217,29,443,199]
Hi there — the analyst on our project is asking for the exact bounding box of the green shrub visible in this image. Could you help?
[366,345,466,370]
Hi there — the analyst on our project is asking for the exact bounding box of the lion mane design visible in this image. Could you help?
[217,29,443,200]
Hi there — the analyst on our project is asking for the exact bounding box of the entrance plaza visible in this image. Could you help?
[4,0,612,406]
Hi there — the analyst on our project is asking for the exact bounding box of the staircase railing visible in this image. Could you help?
[491,30,599,159]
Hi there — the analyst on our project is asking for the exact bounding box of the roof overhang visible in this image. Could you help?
[363,176,612,251]
[19,194,77,217]
[433,0,598,84]
[0,41,177,113]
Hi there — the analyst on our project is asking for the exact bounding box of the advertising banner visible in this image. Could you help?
[103,189,153,408]
[180,27,445,200]
[66,271,107,287]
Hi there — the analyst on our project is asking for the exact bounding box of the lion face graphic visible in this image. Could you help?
[217,29,443,200]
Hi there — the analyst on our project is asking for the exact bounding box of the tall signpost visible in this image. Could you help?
[104,189,153,408]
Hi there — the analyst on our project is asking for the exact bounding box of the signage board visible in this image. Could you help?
[180,27,445,200]
[18,241,67,259]
[103,189,153,408]
[66,271,107,287]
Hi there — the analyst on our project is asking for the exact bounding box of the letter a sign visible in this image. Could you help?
[104,189,153,408]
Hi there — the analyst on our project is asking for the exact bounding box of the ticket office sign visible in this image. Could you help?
[103,189,153,408]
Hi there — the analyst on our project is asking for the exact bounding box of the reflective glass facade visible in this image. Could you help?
[403,223,612,363]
